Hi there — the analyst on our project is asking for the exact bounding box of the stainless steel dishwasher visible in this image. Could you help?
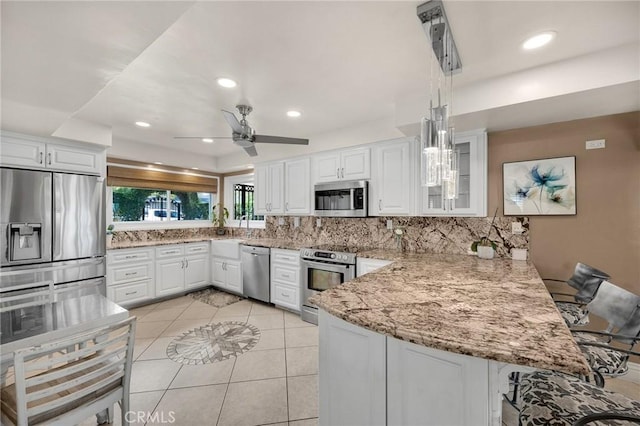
[241,245,270,303]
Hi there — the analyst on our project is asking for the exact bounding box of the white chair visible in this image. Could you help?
[0,316,136,426]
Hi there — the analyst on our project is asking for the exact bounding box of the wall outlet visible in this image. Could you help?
[586,139,606,150]
[511,222,523,234]
[386,220,393,230]
[278,217,285,226]
[294,217,300,228]
[316,218,322,228]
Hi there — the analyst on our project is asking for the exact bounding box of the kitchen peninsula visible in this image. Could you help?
[310,252,591,426]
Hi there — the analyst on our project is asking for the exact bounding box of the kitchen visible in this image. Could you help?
[1,1,639,425]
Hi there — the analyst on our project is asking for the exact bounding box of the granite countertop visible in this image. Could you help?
[109,237,308,251]
[310,252,591,376]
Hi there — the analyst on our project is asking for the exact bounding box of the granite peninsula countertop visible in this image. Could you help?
[310,252,591,376]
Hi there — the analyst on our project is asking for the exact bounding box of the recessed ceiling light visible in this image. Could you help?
[192,167,199,170]
[522,31,556,50]
[154,161,163,165]
[202,138,214,143]
[217,78,237,88]
[246,164,253,169]
[135,121,151,128]
[287,110,301,118]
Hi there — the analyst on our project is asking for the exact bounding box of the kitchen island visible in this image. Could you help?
[310,252,590,426]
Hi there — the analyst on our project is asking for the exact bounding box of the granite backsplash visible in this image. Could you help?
[112,216,529,257]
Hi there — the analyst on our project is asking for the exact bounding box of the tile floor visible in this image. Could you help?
[80,295,318,426]
[79,294,639,426]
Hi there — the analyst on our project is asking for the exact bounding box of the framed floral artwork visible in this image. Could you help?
[503,156,576,215]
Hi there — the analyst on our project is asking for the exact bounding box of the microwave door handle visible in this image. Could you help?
[350,189,355,210]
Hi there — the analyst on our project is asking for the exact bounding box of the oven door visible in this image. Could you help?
[301,260,355,305]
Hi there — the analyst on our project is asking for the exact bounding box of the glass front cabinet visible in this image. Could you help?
[420,130,487,217]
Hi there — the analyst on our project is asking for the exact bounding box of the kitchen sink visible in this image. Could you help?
[211,239,244,259]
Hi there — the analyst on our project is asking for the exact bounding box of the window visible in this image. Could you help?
[233,184,264,221]
[112,187,213,222]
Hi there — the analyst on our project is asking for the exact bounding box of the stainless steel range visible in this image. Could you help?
[300,245,357,325]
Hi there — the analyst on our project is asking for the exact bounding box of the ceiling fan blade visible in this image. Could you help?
[243,145,258,157]
[222,109,244,134]
[254,134,309,145]
[173,137,233,140]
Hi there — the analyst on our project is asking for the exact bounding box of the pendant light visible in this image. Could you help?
[417,0,461,204]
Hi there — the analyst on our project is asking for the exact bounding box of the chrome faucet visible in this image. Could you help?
[238,215,252,238]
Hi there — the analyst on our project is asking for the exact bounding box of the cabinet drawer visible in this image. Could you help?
[109,248,154,265]
[272,264,299,286]
[271,249,300,266]
[111,262,153,285]
[185,243,209,255]
[272,282,299,311]
[155,245,185,258]
[110,280,152,305]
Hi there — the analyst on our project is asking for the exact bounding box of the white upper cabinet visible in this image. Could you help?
[285,158,311,215]
[0,132,105,175]
[370,138,414,216]
[314,147,370,183]
[256,158,311,216]
[255,162,285,215]
[421,130,487,217]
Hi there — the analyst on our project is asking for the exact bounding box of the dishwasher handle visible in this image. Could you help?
[241,245,270,256]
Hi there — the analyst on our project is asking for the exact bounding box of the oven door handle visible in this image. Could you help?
[302,259,353,273]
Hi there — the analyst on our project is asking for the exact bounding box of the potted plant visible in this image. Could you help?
[106,224,114,247]
[212,204,229,236]
[471,208,498,259]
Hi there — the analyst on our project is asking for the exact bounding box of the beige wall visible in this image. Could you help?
[488,111,640,295]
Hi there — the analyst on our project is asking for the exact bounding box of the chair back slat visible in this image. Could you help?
[10,316,135,425]
[26,371,124,418]
[587,281,640,331]
[26,347,124,387]
[23,330,128,373]
[26,358,126,403]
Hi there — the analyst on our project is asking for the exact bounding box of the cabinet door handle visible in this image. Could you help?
[39,151,43,164]
[281,292,289,298]
[125,272,137,276]
[47,152,52,165]
[185,259,189,268]
[125,291,137,296]
[337,168,340,179]
[341,168,345,178]
[285,202,288,211]
[378,199,382,211]
[181,260,185,269]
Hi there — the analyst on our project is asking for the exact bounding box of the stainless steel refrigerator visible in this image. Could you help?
[0,168,106,306]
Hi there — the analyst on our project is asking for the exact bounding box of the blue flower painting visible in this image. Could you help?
[503,156,576,215]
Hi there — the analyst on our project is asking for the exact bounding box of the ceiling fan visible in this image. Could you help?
[174,105,309,157]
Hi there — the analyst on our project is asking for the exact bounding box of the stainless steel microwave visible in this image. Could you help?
[314,180,368,217]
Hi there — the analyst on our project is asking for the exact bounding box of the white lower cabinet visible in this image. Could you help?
[156,243,211,297]
[212,258,242,294]
[356,258,392,277]
[270,248,301,312]
[319,310,386,426]
[319,311,493,426]
[387,338,489,426]
[107,247,155,307]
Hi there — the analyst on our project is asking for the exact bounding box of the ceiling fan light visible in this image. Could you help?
[202,138,214,143]
[217,78,237,88]
[522,31,556,50]
[287,110,302,118]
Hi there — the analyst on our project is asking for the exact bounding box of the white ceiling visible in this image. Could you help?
[2,1,638,171]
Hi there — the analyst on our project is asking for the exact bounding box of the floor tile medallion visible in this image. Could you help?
[167,321,260,365]
[187,287,243,307]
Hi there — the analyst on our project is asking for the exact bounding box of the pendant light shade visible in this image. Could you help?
[417,0,461,203]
